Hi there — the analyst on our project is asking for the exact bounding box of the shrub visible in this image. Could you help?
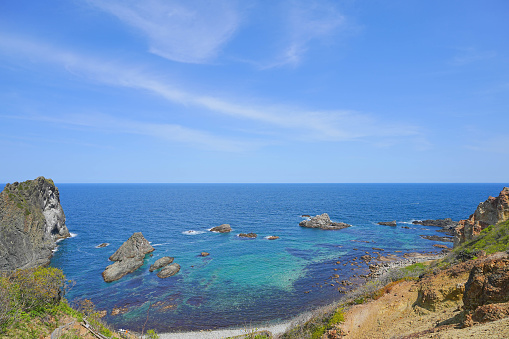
[10,267,66,314]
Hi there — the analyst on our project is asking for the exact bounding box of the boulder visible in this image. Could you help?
[102,232,154,282]
[299,213,351,230]
[455,187,509,246]
[149,256,174,272]
[378,220,397,226]
[210,224,232,233]
[157,263,181,278]
[200,252,210,257]
[0,177,70,272]
[239,233,257,238]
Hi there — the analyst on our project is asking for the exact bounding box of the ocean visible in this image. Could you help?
[49,183,505,332]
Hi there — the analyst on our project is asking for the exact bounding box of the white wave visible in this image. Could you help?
[152,242,171,247]
[400,220,418,225]
[182,230,206,235]
[52,247,58,253]
[70,232,78,238]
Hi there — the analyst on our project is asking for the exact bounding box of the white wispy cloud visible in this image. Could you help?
[0,35,423,148]
[451,47,496,66]
[87,0,242,64]
[263,1,346,68]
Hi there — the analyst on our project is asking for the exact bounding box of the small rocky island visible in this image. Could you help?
[0,177,70,272]
[299,213,351,230]
[210,224,232,233]
[102,232,155,282]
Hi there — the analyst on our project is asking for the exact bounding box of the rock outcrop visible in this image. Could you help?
[463,256,509,326]
[239,233,257,238]
[378,221,397,226]
[0,177,70,272]
[210,224,232,233]
[454,187,509,246]
[299,213,351,230]
[412,218,458,228]
[102,232,154,282]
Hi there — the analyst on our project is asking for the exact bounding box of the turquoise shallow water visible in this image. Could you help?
[49,183,505,332]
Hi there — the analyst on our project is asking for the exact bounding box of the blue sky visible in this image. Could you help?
[1,0,508,183]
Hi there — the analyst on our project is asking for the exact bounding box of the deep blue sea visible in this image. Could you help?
[48,183,505,332]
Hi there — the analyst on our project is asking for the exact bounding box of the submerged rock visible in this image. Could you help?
[210,224,232,233]
[149,256,174,272]
[420,235,454,242]
[0,177,70,272]
[157,263,181,278]
[299,213,351,230]
[96,243,109,248]
[102,232,155,282]
[267,236,279,240]
[200,252,210,257]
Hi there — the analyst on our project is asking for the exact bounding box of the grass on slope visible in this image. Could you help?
[454,220,509,256]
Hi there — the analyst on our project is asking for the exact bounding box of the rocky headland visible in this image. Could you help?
[299,213,351,230]
[454,187,509,246]
[0,177,70,272]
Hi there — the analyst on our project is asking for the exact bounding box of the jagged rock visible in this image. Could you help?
[102,232,154,282]
[149,256,174,272]
[455,187,509,246]
[210,224,232,233]
[299,213,351,230]
[378,221,397,226]
[420,235,454,242]
[0,177,70,272]
[109,232,154,262]
[239,233,257,238]
[157,263,181,278]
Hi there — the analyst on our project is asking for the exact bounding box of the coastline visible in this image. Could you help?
[158,251,447,338]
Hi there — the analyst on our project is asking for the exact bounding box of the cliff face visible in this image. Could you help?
[0,177,70,272]
[454,187,509,246]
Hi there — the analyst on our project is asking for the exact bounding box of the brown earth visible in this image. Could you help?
[337,252,509,339]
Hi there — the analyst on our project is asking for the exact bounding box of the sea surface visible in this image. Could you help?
[49,183,505,332]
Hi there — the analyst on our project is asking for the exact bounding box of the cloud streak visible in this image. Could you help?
[0,35,423,148]
[87,0,242,64]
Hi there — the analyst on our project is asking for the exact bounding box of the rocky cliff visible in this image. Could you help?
[0,177,70,272]
[454,187,509,246]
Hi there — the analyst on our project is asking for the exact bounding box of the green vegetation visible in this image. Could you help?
[0,267,125,339]
[454,220,509,256]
